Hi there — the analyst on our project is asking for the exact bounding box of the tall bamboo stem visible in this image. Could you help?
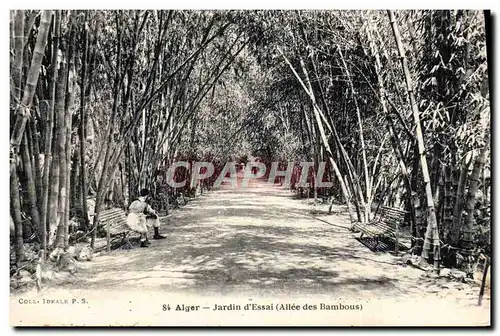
[388,10,440,268]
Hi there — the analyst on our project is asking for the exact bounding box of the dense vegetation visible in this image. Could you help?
[10,10,490,274]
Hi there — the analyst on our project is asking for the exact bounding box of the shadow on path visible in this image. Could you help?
[61,180,482,303]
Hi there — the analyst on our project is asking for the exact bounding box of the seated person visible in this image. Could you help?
[127,188,166,247]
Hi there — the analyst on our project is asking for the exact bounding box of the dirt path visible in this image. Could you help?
[11,179,490,326]
[65,181,412,296]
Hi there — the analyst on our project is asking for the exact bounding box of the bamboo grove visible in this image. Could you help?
[10,10,490,272]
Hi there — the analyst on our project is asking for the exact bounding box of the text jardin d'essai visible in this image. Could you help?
[170,302,363,312]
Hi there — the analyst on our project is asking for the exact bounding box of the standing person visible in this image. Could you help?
[127,189,166,247]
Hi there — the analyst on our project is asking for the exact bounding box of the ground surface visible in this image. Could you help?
[10,179,490,326]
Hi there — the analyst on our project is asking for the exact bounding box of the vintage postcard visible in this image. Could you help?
[9,8,491,326]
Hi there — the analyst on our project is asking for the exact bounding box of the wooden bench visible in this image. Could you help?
[352,206,409,252]
[98,208,134,252]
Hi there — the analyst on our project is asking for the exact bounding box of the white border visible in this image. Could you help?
[1,3,497,335]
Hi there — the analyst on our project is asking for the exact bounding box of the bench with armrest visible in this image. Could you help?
[351,206,410,252]
[98,208,135,251]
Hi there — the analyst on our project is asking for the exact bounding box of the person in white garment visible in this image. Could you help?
[127,188,166,247]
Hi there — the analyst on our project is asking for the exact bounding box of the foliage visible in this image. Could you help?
[9,10,490,270]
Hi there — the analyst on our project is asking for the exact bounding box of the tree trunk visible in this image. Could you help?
[388,10,440,268]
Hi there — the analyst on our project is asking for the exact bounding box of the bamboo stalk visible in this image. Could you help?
[10,158,24,263]
[29,121,43,215]
[365,13,414,216]
[450,155,472,244]
[291,34,365,219]
[12,10,24,104]
[337,46,372,222]
[10,11,15,67]
[79,16,91,232]
[388,10,440,269]
[461,135,489,250]
[478,256,490,306]
[11,10,53,150]
[63,21,77,248]
[48,37,68,248]
[442,165,453,239]
[55,66,69,248]
[64,72,75,248]
[21,131,41,239]
[40,11,60,253]
[9,12,24,254]
[278,46,357,222]
[91,12,124,249]
[106,219,111,253]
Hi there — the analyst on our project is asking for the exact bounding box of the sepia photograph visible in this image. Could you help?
[8,8,491,327]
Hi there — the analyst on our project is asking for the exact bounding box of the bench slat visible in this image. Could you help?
[353,206,407,238]
[370,223,395,234]
[100,210,124,217]
[378,212,405,219]
[109,222,129,235]
[353,206,410,251]
[100,208,125,216]
[382,210,406,216]
[100,214,124,221]
[98,208,130,236]
[372,206,408,229]
[101,208,125,214]
[380,214,403,220]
